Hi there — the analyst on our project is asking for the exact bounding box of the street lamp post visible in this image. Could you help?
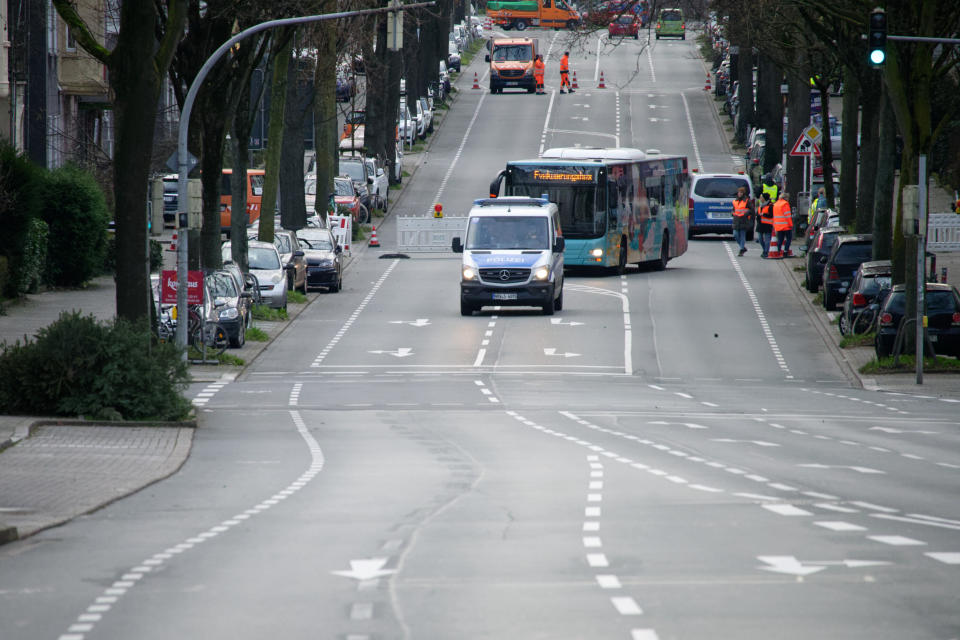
[175,5,434,351]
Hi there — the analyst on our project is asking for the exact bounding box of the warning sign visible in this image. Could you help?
[789,135,821,158]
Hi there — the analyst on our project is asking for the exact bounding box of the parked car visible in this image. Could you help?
[839,260,892,335]
[275,228,307,294]
[338,154,373,221]
[365,156,389,212]
[392,140,404,184]
[803,207,841,253]
[205,269,251,347]
[333,175,364,223]
[419,96,434,135]
[745,127,766,163]
[220,261,259,319]
[412,98,426,139]
[439,60,451,95]
[805,226,846,293]
[448,41,462,72]
[876,283,960,359]
[608,13,640,38]
[222,240,287,310]
[298,227,343,292]
[822,234,873,310]
[398,99,416,146]
[336,71,356,102]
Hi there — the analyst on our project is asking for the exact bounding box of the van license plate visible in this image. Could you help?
[505,82,518,86]
[493,293,518,300]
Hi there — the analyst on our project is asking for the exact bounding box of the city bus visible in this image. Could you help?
[488,147,690,272]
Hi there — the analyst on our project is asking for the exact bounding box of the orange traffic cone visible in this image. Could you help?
[704,72,712,92]
[598,71,606,89]
[368,226,380,248]
[167,232,177,252]
[572,70,579,89]
[472,72,480,90]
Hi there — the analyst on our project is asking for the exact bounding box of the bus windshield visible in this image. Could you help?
[506,165,603,238]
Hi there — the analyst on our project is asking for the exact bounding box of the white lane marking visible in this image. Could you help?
[583,536,603,548]
[583,521,600,531]
[633,631,661,640]
[871,513,960,531]
[596,574,622,589]
[586,506,602,517]
[925,552,960,564]
[433,89,487,206]
[57,407,324,639]
[815,521,867,532]
[538,88,558,156]
[587,553,610,567]
[868,535,926,546]
[611,596,643,615]
[313,261,398,367]
[289,382,302,407]
[680,92,703,171]
[724,242,791,376]
[473,348,487,367]
[594,34,603,81]
[763,504,812,517]
[851,501,898,513]
[565,282,632,374]
[814,503,860,513]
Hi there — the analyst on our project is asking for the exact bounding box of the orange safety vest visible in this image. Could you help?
[534,59,545,81]
[732,197,750,219]
[772,198,792,231]
[560,54,569,73]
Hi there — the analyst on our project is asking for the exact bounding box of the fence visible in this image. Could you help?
[396,216,467,253]
[929,213,960,252]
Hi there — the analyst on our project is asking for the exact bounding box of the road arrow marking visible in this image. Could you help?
[757,556,891,576]
[648,421,708,429]
[388,319,431,327]
[711,438,780,447]
[368,348,413,358]
[797,464,885,474]
[331,558,397,581]
[551,318,585,326]
[543,348,581,358]
[869,426,938,434]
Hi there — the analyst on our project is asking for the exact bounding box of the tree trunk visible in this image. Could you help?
[363,19,388,170]
[872,86,896,261]
[814,78,838,225]
[230,81,252,272]
[259,29,295,243]
[280,51,312,231]
[735,43,753,145]
[198,113,226,270]
[855,69,880,236]
[785,64,810,204]
[756,54,782,176]
[840,66,859,226]
[313,22,338,223]
[386,49,403,184]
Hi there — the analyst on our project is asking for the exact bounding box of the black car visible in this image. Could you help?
[298,227,343,292]
[838,260,892,335]
[875,283,960,359]
[805,226,846,293]
[803,207,839,254]
[822,234,873,310]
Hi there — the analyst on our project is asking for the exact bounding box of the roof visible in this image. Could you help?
[690,173,750,181]
[836,233,873,244]
[470,197,556,215]
[542,147,647,162]
[889,282,957,293]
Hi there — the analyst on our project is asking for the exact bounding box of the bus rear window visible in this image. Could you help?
[694,178,748,198]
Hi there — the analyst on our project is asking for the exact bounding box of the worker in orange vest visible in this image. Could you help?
[534,54,546,94]
[772,192,794,258]
[731,186,754,256]
[559,51,573,93]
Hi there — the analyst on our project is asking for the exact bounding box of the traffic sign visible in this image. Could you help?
[802,124,822,143]
[789,135,821,157]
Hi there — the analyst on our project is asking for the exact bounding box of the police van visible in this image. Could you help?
[452,197,565,316]
[688,172,753,239]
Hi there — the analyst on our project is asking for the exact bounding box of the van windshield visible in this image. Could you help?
[492,45,532,62]
[466,216,550,250]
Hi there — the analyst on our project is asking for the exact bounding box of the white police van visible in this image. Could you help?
[452,197,565,316]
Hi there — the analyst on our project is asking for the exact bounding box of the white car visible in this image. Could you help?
[365,157,389,211]
[222,240,287,310]
[398,100,416,146]
[413,98,426,140]
[419,97,433,135]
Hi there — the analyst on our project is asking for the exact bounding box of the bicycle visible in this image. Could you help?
[187,307,229,357]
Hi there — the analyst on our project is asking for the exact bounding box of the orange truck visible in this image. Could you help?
[486,0,581,31]
[486,37,539,94]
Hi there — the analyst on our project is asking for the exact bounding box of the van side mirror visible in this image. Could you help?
[452,237,464,253]
[553,237,565,253]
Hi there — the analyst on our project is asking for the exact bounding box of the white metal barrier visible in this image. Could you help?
[397,216,468,252]
[929,213,960,252]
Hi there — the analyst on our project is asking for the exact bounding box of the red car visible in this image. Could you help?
[608,13,640,38]
[333,176,363,223]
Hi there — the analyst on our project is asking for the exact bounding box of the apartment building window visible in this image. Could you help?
[66,27,77,52]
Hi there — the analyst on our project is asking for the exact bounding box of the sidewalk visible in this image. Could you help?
[0,51,477,545]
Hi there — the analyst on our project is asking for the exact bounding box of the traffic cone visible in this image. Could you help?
[572,70,579,89]
[368,226,380,248]
[704,72,711,92]
[167,232,177,252]
[472,72,480,90]
[597,71,606,89]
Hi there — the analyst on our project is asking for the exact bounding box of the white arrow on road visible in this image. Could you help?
[331,558,397,581]
[648,420,708,429]
[388,319,431,327]
[368,348,413,358]
[797,463,885,474]
[551,318,585,326]
[758,555,891,576]
[711,438,780,447]
[869,426,939,435]
[543,348,581,358]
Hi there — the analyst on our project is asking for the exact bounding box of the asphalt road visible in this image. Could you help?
[1,29,958,640]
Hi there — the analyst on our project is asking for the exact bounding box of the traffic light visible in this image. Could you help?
[868,8,887,67]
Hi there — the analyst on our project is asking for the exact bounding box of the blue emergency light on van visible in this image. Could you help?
[688,173,752,238]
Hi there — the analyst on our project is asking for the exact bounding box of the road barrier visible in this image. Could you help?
[929,213,960,252]
[397,216,467,252]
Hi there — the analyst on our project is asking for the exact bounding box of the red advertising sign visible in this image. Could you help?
[160,270,204,305]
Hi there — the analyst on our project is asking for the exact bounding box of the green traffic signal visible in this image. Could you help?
[868,8,886,67]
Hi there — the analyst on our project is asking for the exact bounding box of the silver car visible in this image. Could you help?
[222,240,287,310]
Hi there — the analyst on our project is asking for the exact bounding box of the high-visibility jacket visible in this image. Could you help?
[534,59,545,81]
[773,197,793,231]
[560,54,569,73]
[762,182,778,202]
[732,197,750,218]
[757,202,774,230]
